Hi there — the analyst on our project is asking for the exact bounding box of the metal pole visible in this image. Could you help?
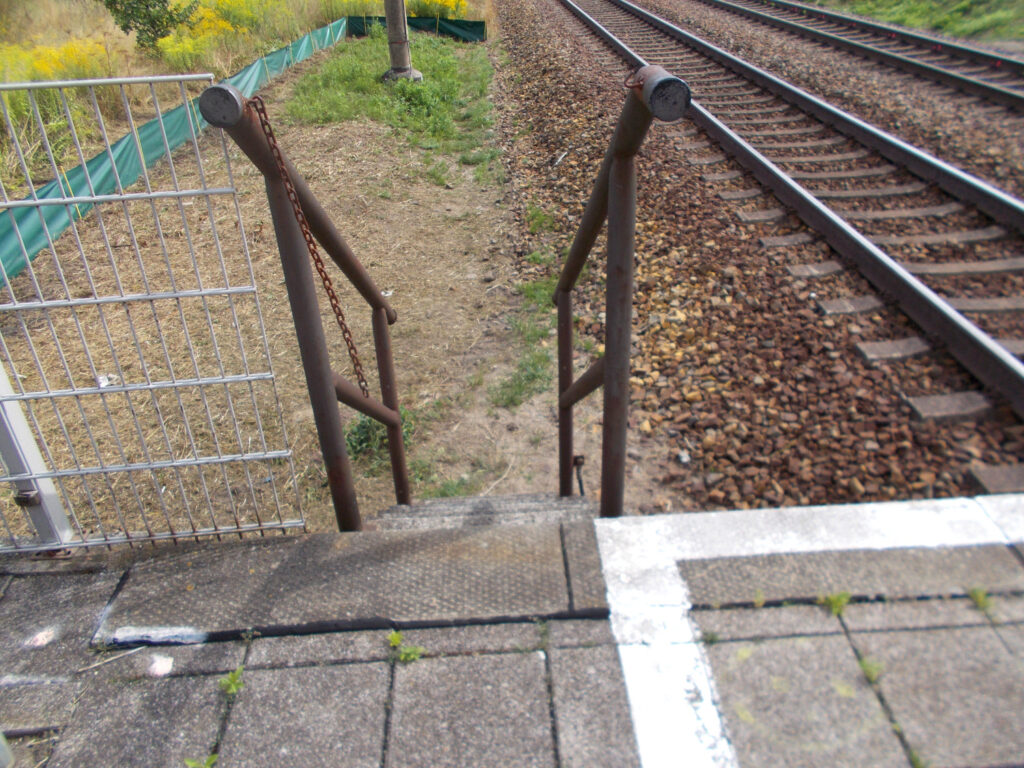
[372,307,410,505]
[383,0,423,82]
[0,363,73,546]
[600,154,637,518]
[557,289,574,496]
[266,179,360,531]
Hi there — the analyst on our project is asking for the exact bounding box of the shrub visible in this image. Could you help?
[101,0,199,49]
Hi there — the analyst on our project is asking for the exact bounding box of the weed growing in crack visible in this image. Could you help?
[967,587,992,614]
[818,591,852,617]
[858,656,884,684]
[218,665,245,697]
[388,630,426,664]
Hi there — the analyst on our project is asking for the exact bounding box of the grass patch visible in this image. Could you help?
[288,25,495,158]
[487,273,559,408]
[526,202,556,234]
[345,406,416,475]
[810,0,1024,40]
[489,347,551,408]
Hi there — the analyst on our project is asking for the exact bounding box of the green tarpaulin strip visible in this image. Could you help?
[1,17,348,283]
[346,16,487,42]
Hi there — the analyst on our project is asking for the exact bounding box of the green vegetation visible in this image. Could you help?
[858,656,884,684]
[218,665,245,697]
[818,591,852,616]
[488,273,558,409]
[101,0,197,50]
[289,25,493,151]
[387,630,425,663]
[184,756,218,768]
[345,406,416,475]
[967,587,993,614]
[526,202,556,234]
[810,0,1024,40]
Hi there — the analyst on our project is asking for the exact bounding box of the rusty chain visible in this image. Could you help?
[249,95,370,398]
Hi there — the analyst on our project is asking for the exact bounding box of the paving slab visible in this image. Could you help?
[47,676,225,768]
[990,594,1024,623]
[996,624,1024,658]
[400,622,541,656]
[82,642,247,680]
[0,571,122,676]
[0,679,79,731]
[851,626,1024,767]
[547,619,616,648]
[678,545,1024,606]
[691,605,841,642]
[549,646,640,768]
[98,529,575,644]
[561,521,607,614]
[842,598,989,631]
[705,635,906,767]
[218,664,389,768]
[386,652,556,767]
[248,630,389,668]
[7,732,57,768]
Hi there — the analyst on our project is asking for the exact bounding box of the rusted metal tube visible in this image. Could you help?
[266,179,361,531]
[332,372,400,428]
[558,356,605,410]
[600,155,637,519]
[372,307,411,505]
[198,85,397,324]
[554,66,688,298]
[557,289,574,496]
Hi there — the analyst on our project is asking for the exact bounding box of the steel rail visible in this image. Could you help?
[687,0,1024,111]
[558,0,1024,420]
[719,0,1024,71]
[609,0,1024,232]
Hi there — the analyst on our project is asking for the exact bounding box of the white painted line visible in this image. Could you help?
[596,515,738,768]
[596,493,1024,768]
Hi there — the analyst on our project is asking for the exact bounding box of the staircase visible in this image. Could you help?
[370,493,598,531]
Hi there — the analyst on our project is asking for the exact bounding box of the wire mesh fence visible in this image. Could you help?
[0,75,304,551]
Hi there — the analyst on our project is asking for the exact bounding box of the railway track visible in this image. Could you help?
[685,0,1024,111]
[551,0,1024,489]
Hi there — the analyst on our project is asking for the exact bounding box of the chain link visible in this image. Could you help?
[250,95,370,398]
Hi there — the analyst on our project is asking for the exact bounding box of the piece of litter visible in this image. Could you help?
[382,290,394,297]
[25,627,58,648]
[147,654,174,677]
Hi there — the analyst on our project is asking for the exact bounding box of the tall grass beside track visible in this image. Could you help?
[810,0,1024,41]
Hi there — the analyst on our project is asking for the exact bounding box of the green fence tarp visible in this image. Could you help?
[0,17,348,283]
[346,16,487,41]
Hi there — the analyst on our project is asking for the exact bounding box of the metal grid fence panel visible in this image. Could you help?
[0,75,304,551]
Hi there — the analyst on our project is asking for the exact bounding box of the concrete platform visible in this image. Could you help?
[0,492,1022,767]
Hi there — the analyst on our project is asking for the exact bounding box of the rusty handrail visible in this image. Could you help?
[199,84,410,532]
[554,65,690,517]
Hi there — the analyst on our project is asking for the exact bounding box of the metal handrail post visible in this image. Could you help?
[265,178,361,531]
[552,65,690,516]
[600,153,637,518]
[557,288,574,496]
[373,307,411,504]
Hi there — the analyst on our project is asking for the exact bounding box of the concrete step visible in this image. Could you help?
[372,493,597,531]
